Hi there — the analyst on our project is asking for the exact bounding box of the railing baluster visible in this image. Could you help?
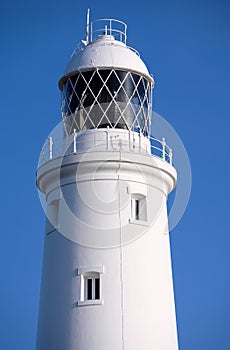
[49,137,53,160]
[162,137,166,161]
[73,129,77,154]
[90,21,93,42]
[169,149,173,165]
[139,129,141,153]
[106,126,109,150]
[129,129,131,151]
[110,19,112,36]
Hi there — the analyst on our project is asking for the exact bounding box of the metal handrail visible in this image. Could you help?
[127,46,140,57]
[39,130,173,167]
[89,18,127,44]
[73,19,139,56]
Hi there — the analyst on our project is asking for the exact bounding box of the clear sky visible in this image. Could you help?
[1,0,230,349]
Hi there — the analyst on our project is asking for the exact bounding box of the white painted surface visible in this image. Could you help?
[36,146,178,350]
[59,35,153,89]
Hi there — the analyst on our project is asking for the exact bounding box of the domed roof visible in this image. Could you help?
[59,33,153,90]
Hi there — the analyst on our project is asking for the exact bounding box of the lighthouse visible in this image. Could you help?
[36,14,179,350]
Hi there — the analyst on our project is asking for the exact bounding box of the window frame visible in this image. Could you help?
[84,272,100,301]
[77,266,104,306]
[130,194,147,223]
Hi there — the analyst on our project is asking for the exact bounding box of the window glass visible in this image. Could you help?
[95,278,100,300]
[131,195,147,222]
[62,69,151,135]
[131,198,140,220]
[84,272,101,301]
[87,278,93,300]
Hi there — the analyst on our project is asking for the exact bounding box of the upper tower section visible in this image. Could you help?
[58,15,154,136]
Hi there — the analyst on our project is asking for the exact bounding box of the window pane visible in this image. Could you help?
[135,199,139,220]
[95,278,100,300]
[116,70,128,83]
[62,69,151,135]
[98,86,112,106]
[131,198,140,220]
[98,70,110,82]
[87,278,93,300]
[106,70,120,93]
[88,71,103,97]
[122,74,135,99]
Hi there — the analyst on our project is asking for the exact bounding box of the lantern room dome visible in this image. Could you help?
[58,19,154,89]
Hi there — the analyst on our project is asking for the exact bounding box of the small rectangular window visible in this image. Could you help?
[131,195,147,222]
[77,267,104,306]
[84,273,101,301]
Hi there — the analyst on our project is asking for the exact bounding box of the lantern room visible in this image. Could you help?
[58,18,154,136]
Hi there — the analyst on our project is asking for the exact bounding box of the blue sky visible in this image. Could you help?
[1,0,230,349]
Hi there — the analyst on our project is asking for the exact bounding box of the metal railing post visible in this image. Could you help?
[150,135,152,155]
[169,149,173,165]
[162,137,166,161]
[90,21,93,42]
[106,126,109,150]
[49,137,53,160]
[73,129,77,154]
[109,19,112,36]
[139,129,141,153]
[129,129,131,151]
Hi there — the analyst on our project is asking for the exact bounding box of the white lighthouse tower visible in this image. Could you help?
[36,15,178,350]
